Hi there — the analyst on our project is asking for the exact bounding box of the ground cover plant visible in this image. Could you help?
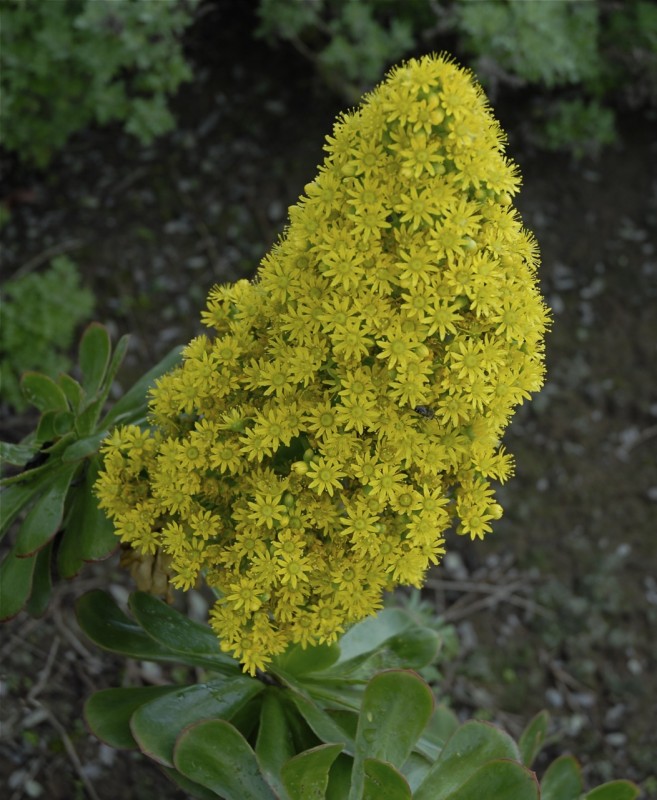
[0,51,642,799]
[0,0,200,166]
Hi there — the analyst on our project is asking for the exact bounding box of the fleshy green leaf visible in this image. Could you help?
[25,539,53,617]
[56,489,100,578]
[128,591,240,674]
[100,344,183,429]
[0,545,37,620]
[58,373,85,413]
[15,464,77,556]
[69,469,116,560]
[282,743,343,800]
[349,671,433,800]
[328,609,440,678]
[79,323,112,398]
[442,758,539,799]
[519,710,550,767]
[61,431,107,463]
[335,608,414,663]
[256,690,296,797]
[288,690,354,753]
[173,718,277,799]
[0,474,54,540]
[84,686,182,749]
[326,754,353,800]
[53,410,74,436]
[274,641,341,676]
[132,677,264,767]
[21,372,69,413]
[99,333,130,396]
[423,705,460,749]
[363,758,412,800]
[583,781,640,800]
[76,590,185,663]
[35,410,60,445]
[414,721,521,800]
[161,766,223,800]
[540,755,583,800]
[401,752,433,794]
[57,457,118,578]
[0,440,40,468]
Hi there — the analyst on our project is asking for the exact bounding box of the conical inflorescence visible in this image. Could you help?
[96,54,550,674]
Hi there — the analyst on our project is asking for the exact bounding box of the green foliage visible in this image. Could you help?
[0,325,183,621]
[455,0,601,88]
[0,257,94,411]
[0,0,199,167]
[256,0,657,156]
[539,99,617,159]
[78,590,639,800]
[256,0,426,99]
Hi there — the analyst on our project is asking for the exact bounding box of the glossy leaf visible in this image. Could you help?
[282,743,343,800]
[128,591,240,673]
[423,705,460,749]
[61,432,108,463]
[57,459,118,578]
[53,410,74,436]
[0,475,53,540]
[349,670,433,800]
[76,590,185,662]
[256,690,296,798]
[303,678,364,713]
[519,710,550,767]
[289,690,354,753]
[79,323,111,398]
[35,410,59,445]
[131,676,264,767]
[21,372,69,413]
[335,608,415,663]
[274,641,341,677]
[75,400,104,437]
[100,344,183,429]
[58,373,85,413]
[329,609,439,678]
[100,333,130,395]
[326,709,358,741]
[173,718,277,799]
[0,440,40,467]
[161,766,223,800]
[363,758,412,800]
[26,540,53,617]
[385,626,441,668]
[540,755,583,800]
[77,334,130,435]
[443,758,539,799]
[401,752,433,794]
[70,458,116,568]
[583,781,640,800]
[84,685,182,749]
[56,487,100,578]
[326,754,353,800]
[15,464,77,556]
[0,544,36,620]
[414,721,520,800]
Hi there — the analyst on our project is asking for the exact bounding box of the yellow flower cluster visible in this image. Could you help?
[96,55,549,674]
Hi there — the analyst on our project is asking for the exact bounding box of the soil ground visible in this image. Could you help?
[2,4,656,798]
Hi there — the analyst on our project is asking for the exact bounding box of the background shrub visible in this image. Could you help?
[0,0,200,167]
[0,257,94,411]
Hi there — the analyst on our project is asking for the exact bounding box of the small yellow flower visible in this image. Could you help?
[96,54,549,675]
